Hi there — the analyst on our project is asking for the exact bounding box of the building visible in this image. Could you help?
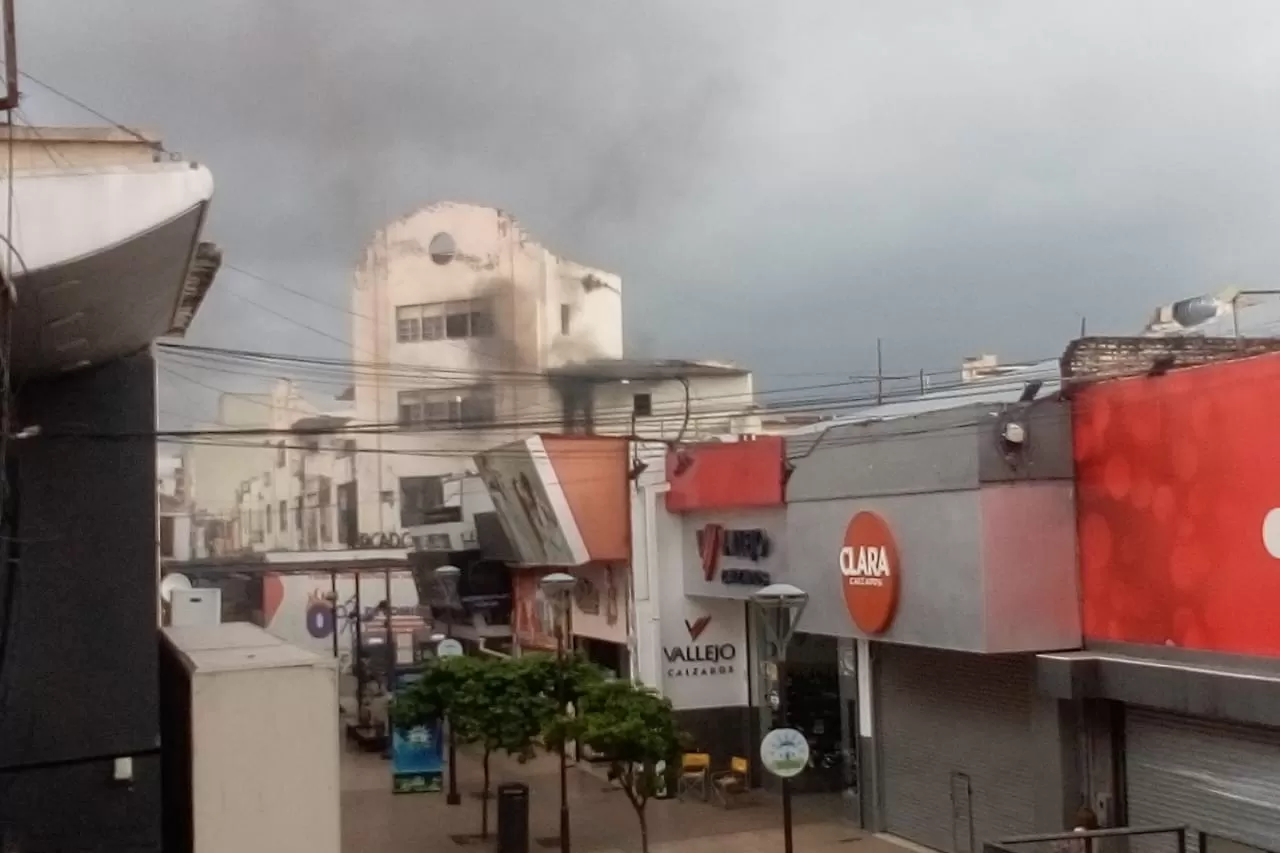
[213,203,759,556]
[625,362,1083,843]
[184,380,320,555]
[159,449,194,561]
[0,123,219,850]
[1042,337,1280,853]
[4,123,166,171]
[349,201,624,537]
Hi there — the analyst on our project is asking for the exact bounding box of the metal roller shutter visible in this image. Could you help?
[877,645,1037,852]
[1126,708,1280,853]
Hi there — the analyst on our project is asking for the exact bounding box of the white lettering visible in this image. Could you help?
[839,545,892,578]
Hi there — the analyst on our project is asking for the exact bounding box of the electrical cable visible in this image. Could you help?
[18,70,161,151]
[43,358,1160,447]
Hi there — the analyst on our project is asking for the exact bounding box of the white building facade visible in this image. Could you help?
[211,202,759,555]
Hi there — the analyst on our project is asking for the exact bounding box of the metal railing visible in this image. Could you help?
[985,825,1188,853]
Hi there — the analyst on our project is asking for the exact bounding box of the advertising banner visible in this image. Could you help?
[513,569,561,652]
[390,670,444,794]
[660,597,749,711]
[261,570,425,671]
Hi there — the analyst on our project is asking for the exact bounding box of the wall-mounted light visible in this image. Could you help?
[1001,421,1027,446]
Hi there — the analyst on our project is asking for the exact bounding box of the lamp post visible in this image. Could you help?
[540,571,577,853]
[435,564,463,806]
[751,583,810,853]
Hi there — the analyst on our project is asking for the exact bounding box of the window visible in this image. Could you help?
[400,476,445,527]
[266,504,273,534]
[318,477,332,544]
[445,307,470,339]
[340,439,357,457]
[276,442,286,468]
[398,385,496,428]
[278,500,288,532]
[294,497,303,531]
[470,305,494,337]
[561,303,571,335]
[429,232,456,265]
[396,305,422,343]
[396,299,491,343]
[159,516,175,558]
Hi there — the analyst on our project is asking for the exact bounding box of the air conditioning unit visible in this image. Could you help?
[170,588,222,628]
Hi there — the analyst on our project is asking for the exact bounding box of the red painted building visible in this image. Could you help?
[1075,351,1280,657]
[1044,346,1280,852]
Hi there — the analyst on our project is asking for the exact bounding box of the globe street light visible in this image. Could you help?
[435,565,463,805]
[540,571,577,853]
[751,583,810,853]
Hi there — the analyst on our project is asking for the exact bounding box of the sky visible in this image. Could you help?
[19,1,1280,415]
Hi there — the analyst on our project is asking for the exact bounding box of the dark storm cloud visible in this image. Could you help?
[18,0,1280,412]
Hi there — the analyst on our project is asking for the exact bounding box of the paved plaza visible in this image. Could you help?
[340,743,910,853]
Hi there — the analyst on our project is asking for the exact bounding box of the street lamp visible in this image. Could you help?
[540,571,577,853]
[751,583,810,853]
[435,564,463,806]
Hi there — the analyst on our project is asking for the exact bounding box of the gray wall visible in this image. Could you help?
[771,399,1079,652]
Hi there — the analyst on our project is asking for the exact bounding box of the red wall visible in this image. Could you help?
[1075,352,1280,657]
[665,436,786,513]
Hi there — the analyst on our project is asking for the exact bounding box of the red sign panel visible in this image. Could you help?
[665,437,786,513]
[839,511,901,635]
[1075,353,1280,658]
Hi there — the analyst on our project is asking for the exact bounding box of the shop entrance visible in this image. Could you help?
[751,618,860,825]
[576,636,628,679]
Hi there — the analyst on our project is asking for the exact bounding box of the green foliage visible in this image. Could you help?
[391,655,479,736]
[574,679,689,852]
[389,653,614,839]
[520,652,609,750]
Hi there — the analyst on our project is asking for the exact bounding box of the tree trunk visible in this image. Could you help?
[637,806,649,853]
[480,749,491,839]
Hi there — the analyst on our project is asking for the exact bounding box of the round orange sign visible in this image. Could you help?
[839,511,901,634]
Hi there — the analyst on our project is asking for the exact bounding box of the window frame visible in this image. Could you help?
[397,384,497,429]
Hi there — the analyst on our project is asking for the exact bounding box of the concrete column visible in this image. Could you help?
[1030,692,1086,831]
[857,638,883,832]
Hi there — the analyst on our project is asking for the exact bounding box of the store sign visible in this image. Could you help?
[663,615,738,678]
[697,524,773,586]
[839,511,901,634]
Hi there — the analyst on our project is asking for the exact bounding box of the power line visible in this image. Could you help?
[18,70,160,150]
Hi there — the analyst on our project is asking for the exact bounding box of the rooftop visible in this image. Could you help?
[546,357,749,383]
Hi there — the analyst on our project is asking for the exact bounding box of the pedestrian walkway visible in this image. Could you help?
[340,743,908,853]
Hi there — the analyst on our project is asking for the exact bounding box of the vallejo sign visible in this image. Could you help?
[663,615,738,679]
[697,524,773,588]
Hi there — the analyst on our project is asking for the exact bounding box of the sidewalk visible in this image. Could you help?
[340,742,910,853]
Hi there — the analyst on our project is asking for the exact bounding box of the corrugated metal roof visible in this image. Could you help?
[780,359,1061,437]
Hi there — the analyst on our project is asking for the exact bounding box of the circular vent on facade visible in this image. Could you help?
[428,232,456,265]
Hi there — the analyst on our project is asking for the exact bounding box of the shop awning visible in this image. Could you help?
[1038,649,1280,728]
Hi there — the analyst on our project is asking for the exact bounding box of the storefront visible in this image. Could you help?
[1040,345,1280,853]
[629,440,784,771]
[668,390,1082,846]
[476,434,633,673]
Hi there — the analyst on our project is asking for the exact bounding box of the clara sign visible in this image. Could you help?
[663,615,738,679]
[839,511,901,634]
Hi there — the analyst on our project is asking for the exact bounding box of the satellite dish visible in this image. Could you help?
[160,572,192,604]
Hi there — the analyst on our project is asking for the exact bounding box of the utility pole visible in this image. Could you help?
[0,0,17,111]
[875,339,883,405]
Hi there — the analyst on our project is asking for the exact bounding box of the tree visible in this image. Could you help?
[393,654,601,840]
[572,680,688,853]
